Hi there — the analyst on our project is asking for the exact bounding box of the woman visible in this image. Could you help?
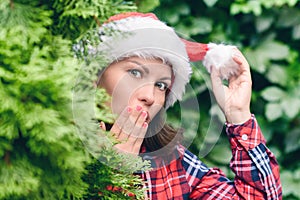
[88,12,282,199]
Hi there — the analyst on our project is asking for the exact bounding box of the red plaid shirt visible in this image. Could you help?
[137,115,282,199]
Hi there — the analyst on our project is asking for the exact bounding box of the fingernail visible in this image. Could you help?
[141,111,147,118]
[142,122,148,128]
[127,107,132,113]
[136,105,142,111]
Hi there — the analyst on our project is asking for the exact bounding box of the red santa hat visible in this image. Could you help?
[92,12,239,108]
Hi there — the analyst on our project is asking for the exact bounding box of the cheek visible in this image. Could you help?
[111,87,130,115]
[110,77,137,115]
[151,94,166,115]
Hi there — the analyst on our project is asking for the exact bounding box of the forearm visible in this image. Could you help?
[226,115,282,199]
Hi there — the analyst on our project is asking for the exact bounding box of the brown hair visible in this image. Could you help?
[142,108,183,154]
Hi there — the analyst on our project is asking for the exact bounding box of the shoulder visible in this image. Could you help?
[177,145,209,178]
[178,145,231,190]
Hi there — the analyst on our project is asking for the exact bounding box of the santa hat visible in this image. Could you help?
[90,12,239,108]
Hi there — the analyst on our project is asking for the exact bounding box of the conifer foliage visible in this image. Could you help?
[0,0,149,199]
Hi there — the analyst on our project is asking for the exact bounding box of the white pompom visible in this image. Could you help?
[202,43,240,80]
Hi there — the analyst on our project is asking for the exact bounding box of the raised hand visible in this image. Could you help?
[210,48,252,124]
[100,105,148,155]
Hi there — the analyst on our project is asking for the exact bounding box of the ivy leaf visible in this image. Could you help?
[261,86,286,102]
[165,9,180,24]
[230,1,262,16]
[246,39,290,74]
[258,41,290,60]
[266,64,288,86]
[265,102,282,121]
[177,3,190,15]
[176,17,212,37]
[281,170,300,198]
[281,97,300,119]
[203,0,219,7]
[284,128,300,153]
[245,49,268,73]
[276,7,300,28]
[255,15,274,33]
[137,0,160,12]
[292,24,300,40]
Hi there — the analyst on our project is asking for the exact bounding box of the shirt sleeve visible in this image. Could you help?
[189,114,282,200]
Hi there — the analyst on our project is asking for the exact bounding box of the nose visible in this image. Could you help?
[137,83,155,106]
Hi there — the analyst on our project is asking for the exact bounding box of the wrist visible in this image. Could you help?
[225,110,251,124]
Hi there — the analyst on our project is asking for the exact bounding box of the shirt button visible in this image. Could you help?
[242,134,248,141]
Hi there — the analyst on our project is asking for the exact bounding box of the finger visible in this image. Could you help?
[114,122,147,155]
[120,105,143,135]
[127,122,148,152]
[99,121,106,131]
[116,131,130,142]
[118,110,147,147]
[135,111,148,127]
[232,49,250,75]
[229,50,252,85]
[122,110,147,139]
[132,137,145,153]
[114,106,132,128]
[129,105,143,125]
[111,106,132,137]
[130,121,148,139]
[117,116,139,141]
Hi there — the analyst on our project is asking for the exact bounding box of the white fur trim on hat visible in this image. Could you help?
[203,43,240,80]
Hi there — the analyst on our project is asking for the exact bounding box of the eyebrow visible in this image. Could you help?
[127,60,172,81]
[127,60,150,74]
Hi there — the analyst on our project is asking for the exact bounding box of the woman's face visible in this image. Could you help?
[99,57,172,123]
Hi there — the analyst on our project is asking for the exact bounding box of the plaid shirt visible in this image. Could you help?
[137,115,282,199]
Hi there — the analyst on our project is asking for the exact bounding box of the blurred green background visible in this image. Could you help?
[0,0,299,199]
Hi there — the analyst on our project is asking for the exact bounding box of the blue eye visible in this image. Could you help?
[155,82,168,91]
[128,69,142,78]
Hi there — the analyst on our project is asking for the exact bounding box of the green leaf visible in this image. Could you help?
[203,0,219,7]
[265,102,282,121]
[281,170,300,197]
[266,64,288,86]
[230,1,262,16]
[284,128,300,153]
[245,49,268,73]
[245,40,290,74]
[165,9,180,24]
[178,3,190,15]
[261,86,286,102]
[255,15,274,33]
[137,0,160,12]
[276,7,300,28]
[176,17,213,37]
[281,97,300,119]
[259,41,290,60]
[292,24,300,40]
